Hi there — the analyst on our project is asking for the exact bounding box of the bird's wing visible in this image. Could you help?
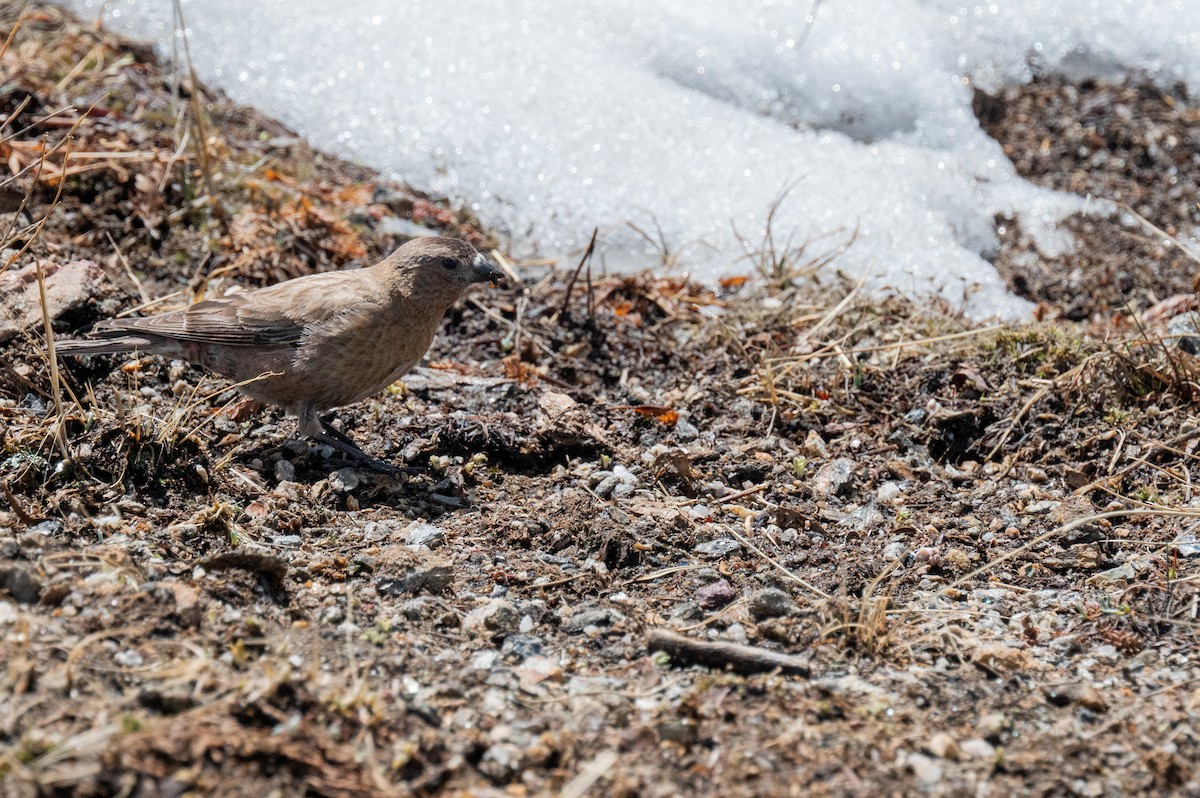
[99,271,374,348]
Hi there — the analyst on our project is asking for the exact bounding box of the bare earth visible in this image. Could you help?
[3,6,1200,797]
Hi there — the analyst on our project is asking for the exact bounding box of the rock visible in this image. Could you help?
[479,742,523,782]
[273,459,296,482]
[748,587,798,619]
[812,458,855,496]
[405,522,446,548]
[516,655,563,688]
[562,606,625,632]
[328,468,362,492]
[1088,562,1136,585]
[876,481,903,504]
[925,732,960,760]
[0,259,111,343]
[882,541,908,561]
[0,566,43,604]
[906,752,943,784]
[463,599,520,633]
[501,634,544,658]
[1043,683,1108,712]
[693,538,741,558]
[959,738,996,759]
[375,559,454,596]
[0,601,17,625]
[802,430,828,458]
[695,579,737,610]
[1173,531,1200,557]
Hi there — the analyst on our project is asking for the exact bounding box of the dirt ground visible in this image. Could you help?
[4,5,1200,797]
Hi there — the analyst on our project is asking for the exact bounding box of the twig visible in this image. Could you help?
[559,227,598,323]
[647,628,811,677]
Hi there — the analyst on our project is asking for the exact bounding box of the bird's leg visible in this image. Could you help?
[296,403,418,474]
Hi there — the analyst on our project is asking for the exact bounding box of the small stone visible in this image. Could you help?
[375,559,454,596]
[0,601,17,625]
[405,522,446,548]
[477,739,520,777]
[1088,562,1136,585]
[274,459,296,482]
[1173,531,1200,557]
[516,655,563,688]
[463,599,520,634]
[876,481,903,504]
[1043,683,1107,712]
[561,606,625,632]
[882,541,908,561]
[925,732,960,760]
[501,634,544,658]
[959,738,996,759]
[330,468,363,492]
[802,430,828,458]
[748,587,798,619]
[906,752,943,784]
[693,538,741,558]
[695,578,737,610]
[0,566,43,604]
[812,458,855,496]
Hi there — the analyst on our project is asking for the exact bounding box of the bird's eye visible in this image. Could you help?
[440,257,457,270]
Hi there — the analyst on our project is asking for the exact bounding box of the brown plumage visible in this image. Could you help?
[59,236,502,471]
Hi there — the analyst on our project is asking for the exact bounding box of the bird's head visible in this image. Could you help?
[390,236,503,302]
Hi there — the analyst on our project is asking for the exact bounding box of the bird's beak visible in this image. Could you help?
[471,253,504,284]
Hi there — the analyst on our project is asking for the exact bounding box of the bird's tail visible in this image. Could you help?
[55,334,156,357]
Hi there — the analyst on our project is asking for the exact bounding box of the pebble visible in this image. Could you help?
[274,459,296,483]
[463,599,520,633]
[375,561,454,596]
[882,541,908,562]
[925,732,959,760]
[748,587,798,619]
[906,752,943,784]
[694,538,742,558]
[1173,531,1200,557]
[328,468,361,492]
[561,606,625,632]
[695,579,737,610]
[812,458,856,496]
[876,481,903,504]
[0,601,17,625]
[406,523,446,548]
[0,566,43,604]
[959,738,996,759]
[501,634,544,658]
[1088,562,1136,585]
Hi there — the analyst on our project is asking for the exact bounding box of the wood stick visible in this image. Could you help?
[647,628,810,677]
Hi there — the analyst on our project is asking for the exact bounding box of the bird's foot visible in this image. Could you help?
[312,420,421,475]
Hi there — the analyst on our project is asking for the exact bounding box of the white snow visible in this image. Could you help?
[60,0,1200,319]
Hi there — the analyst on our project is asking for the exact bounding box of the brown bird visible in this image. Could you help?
[59,236,502,471]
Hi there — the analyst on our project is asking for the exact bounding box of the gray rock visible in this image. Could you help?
[328,468,362,492]
[501,634,544,658]
[0,566,43,604]
[463,599,520,633]
[1173,530,1200,557]
[406,523,446,548]
[273,458,296,482]
[694,538,742,558]
[749,587,798,619]
[812,458,856,496]
[375,560,454,596]
[562,606,625,632]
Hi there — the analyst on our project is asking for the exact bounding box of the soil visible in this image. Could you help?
[4,5,1200,797]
